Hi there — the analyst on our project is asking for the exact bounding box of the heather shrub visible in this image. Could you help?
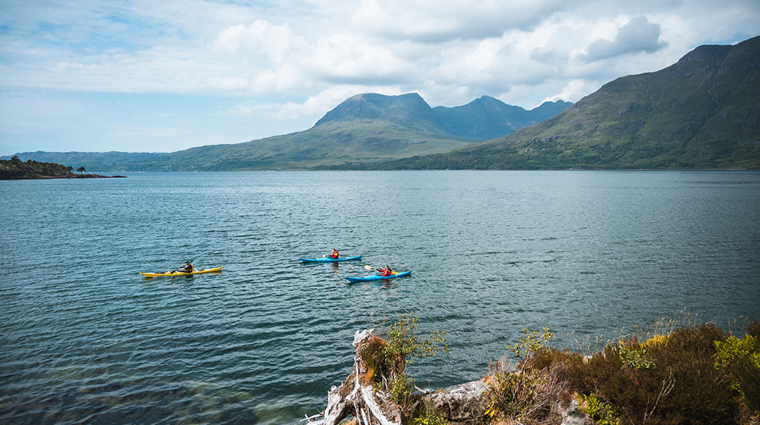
[643,325,735,424]
[566,323,739,425]
[480,318,760,425]
[748,319,760,338]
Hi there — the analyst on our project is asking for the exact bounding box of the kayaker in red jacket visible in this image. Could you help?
[377,265,393,277]
[329,249,339,259]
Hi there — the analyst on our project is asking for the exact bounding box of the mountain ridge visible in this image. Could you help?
[433,96,573,141]
[372,36,760,170]
[5,95,570,171]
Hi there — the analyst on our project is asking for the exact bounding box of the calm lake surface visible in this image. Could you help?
[1,170,759,424]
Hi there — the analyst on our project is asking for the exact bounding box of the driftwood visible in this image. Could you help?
[309,329,403,425]
[308,329,587,425]
[420,380,490,424]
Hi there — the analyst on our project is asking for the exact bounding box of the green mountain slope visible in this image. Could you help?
[380,36,760,170]
[157,93,472,170]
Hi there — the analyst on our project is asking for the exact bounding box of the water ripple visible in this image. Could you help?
[2,171,759,424]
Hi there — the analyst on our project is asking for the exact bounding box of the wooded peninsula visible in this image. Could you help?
[0,155,125,180]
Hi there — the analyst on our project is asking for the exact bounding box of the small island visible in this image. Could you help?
[0,156,125,180]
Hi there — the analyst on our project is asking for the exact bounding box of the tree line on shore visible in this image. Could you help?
[0,155,87,179]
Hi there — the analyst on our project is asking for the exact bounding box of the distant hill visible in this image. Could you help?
[377,36,760,170]
[5,93,569,171]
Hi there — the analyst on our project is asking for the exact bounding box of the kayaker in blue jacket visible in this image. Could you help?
[179,261,193,273]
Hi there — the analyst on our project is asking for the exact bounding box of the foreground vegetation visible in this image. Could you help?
[358,314,760,425]
[357,312,451,423]
[487,317,760,425]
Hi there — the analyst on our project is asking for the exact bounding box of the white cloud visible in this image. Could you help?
[208,77,250,91]
[544,79,593,104]
[578,16,668,62]
[310,34,415,84]
[351,0,567,42]
[212,21,308,64]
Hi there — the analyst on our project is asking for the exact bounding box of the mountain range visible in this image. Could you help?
[376,36,760,170]
[5,95,570,172]
[6,36,759,171]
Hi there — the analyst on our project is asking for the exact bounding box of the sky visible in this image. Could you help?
[1,0,758,156]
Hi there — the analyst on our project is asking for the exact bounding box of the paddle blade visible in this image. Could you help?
[365,265,372,270]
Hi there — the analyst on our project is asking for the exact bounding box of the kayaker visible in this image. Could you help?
[179,261,193,273]
[377,265,393,277]
[329,249,339,259]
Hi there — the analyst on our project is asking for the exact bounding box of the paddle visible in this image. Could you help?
[364,265,398,275]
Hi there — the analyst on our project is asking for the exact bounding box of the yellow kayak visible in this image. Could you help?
[140,266,223,277]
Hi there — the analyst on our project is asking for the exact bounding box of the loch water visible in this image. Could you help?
[1,170,759,424]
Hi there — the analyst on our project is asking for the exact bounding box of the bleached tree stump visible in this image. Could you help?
[309,329,403,425]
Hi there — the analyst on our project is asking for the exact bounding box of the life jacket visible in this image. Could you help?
[379,268,392,277]
[330,251,339,259]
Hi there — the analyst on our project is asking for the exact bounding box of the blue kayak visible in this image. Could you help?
[346,270,412,283]
[300,255,362,263]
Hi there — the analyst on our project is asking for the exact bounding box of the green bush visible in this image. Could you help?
[618,343,655,371]
[388,373,416,409]
[582,391,620,425]
[486,327,572,424]
[508,327,554,361]
[369,312,449,415]
[383,311,449,376]
[411,401,449,425]
[714,333,760,414]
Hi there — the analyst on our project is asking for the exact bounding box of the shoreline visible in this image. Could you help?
[309,318,760,425]
[0,173,126,180]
